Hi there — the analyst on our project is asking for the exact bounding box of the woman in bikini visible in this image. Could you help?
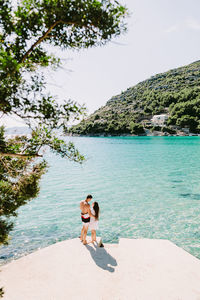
[89,202,100,243]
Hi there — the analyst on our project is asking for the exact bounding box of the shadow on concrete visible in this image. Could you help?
[85,243,117,272]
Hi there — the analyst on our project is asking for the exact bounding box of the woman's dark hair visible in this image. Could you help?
[93,202,99,220]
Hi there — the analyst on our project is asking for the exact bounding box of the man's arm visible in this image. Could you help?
[80,201,83,210]
[87,206,95,217]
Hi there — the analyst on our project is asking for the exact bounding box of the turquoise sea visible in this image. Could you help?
[1,136,200,263]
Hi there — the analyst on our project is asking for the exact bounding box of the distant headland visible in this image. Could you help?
[68,60,200,137]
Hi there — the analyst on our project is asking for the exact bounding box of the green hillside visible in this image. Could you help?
[69,60,200,135]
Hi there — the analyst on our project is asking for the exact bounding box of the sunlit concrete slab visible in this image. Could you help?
[1,238,200,300]
[118,238,200,300]
[0,238,118,300]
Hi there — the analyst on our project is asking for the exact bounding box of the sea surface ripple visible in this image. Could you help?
[1,136,200,263]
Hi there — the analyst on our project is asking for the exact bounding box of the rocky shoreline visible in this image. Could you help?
[67,131,200,137]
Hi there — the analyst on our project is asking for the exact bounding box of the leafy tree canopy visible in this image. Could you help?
[1,0,127,124]
[0,0,128,257]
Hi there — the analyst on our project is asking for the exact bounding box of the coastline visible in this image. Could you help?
[67,132,200,137]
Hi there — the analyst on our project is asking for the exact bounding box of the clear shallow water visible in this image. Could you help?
[1,136,200,263]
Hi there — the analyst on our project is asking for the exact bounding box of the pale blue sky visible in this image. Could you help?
[2,0,200,127]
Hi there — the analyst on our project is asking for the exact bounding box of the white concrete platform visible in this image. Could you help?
[0,238,119,300]
[1,238,200,300]
[118,238,200,300]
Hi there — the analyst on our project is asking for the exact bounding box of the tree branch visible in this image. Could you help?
[0,152,42,158]
[20,20,92,63]
[20,20,61,63]
[0,112,5,119]
[14,111,44,120]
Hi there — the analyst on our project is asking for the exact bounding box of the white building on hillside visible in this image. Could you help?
[151,114,169,126]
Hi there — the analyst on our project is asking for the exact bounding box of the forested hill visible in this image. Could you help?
[69,60,200,135]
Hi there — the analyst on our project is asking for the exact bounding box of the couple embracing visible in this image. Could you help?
[80,195,100,245]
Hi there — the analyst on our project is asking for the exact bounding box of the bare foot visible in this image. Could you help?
[83,241,87,245]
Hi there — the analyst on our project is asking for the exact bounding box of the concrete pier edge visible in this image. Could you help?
[1,238,200,300]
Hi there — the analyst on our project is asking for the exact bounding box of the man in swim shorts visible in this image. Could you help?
[80,194,93,245]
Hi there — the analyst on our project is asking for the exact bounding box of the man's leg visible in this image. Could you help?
[83,225,89,245]
[80,226,84,241]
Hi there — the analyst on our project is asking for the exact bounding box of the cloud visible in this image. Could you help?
[186,18,200,31]
[165,17,200,33]
[165,24,180,33]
